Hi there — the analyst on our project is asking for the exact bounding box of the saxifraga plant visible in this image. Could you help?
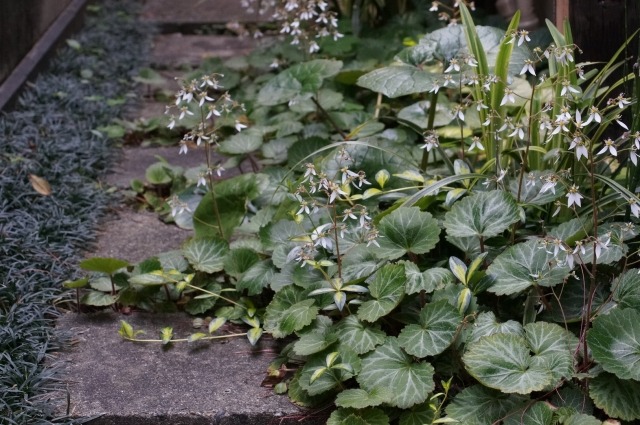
[83,2,640,423]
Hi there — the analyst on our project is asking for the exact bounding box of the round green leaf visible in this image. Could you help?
[358,264,406,323]
[63,277,89,289]
[218,132,262,155]
[468,311,523,344]
[182,237,229,273]
[463,322,574,394]
[502,401,554,425]
[397,100,455,129]
[357,337,435,408]
[377,207,440,260]
[612,269,640,310]
[398,300,461,358]
[398,403,436,425]
[357,65,437,98]
[145,162,173,185]
[327,408,390,425]
[264,285,319,338]
[487,239,571,295]
[223,248,260,279]
[80,291,117,306]
[588,308,640,380]
[443,190,520,239]
[404,262,453,295]
[335,387,392,409]
[299,346,360,396]
[589,372,640,421]
[445,385,528,424]
[236,260,275,296]
[293,316,337,356]
[258,59,343,106]
[79,257,129,275]
[335,315,386,355]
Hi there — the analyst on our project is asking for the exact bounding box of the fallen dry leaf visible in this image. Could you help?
[29,174,52,196]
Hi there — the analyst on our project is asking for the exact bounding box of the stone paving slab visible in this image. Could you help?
[90,207,191,264]
[141,0,273,25]
[151,34,263,68]
[56,312,327,424]
[106,145,202,188]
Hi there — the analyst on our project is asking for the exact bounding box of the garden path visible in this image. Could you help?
[56,2,326,423]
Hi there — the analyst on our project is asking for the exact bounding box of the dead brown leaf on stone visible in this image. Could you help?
[29,174,52,196]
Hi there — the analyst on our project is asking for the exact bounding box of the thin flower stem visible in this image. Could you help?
[420,91,439,172]
[516,82,537,204]
[311,96,348,140]
[374,92,382,119]
[332,203,343,280]
[581,140,599,370]
[185,283,245,309]
[122,332,247,343]
[200,106,225,240]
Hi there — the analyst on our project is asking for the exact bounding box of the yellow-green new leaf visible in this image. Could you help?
[160,327,173,345]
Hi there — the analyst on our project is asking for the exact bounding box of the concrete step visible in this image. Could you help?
[150,34,265,68]
[55,312,327,424]
[141,0,274,27]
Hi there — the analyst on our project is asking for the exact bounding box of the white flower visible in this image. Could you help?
[508,125,525,140]
[340,167,358,184]
[206,105,221,120]
[445,58,461,73]
[616,93,631,108]
[453,105,465,121]
[309,41,320,53]
[584,106,601,125]
[328,182,347,203]
[597,138,617,156]
[569,136,589,161]
[632,132,640,149]
[235,120,247,132]
[443,75,455,87]
[420,133,439,151]
[520,59,536,76]
[465,55,478,67]
[429,1,438,11]
[297,201,311,215]
[517,29,531,46]
[615,115,629,130]
[469,136,484,152]
[560,79,579,97]
[178,106,194,120]
[566,185,583,208]
[630,198,640,218]
[500,88,515,106]
[198,93,214,107]
[178,141,188,155]
[197,173,207,187]
[594,234,611,259]
[540,175,558,194]
[311,223,333,250]
[167,117,176,130]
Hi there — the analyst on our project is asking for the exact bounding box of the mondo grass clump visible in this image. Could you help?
[0,1,150,423]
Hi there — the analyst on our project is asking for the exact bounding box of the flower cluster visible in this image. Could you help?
[428,1,476,26]
[242,0,342,53]
[164,73,246,169]
[288,149,380,269]
[164,73,248,217]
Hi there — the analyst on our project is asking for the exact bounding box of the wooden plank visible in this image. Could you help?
[0,0,89,112]
[569,0,639,64]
